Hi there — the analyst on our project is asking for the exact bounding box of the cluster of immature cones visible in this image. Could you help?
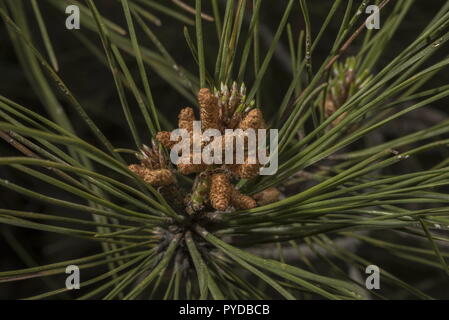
[156,84,266,179]
[128,83,279,213]
[324,57,372,126]
[128,144,175,187]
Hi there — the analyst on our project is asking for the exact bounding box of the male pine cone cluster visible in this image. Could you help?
[128,144,175,187]
[129,84,277,212]
[163,84,266,211]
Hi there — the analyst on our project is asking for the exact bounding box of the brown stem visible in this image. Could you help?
[0,130,39,158]
[172,0,214,22]
[325,0,391,70]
